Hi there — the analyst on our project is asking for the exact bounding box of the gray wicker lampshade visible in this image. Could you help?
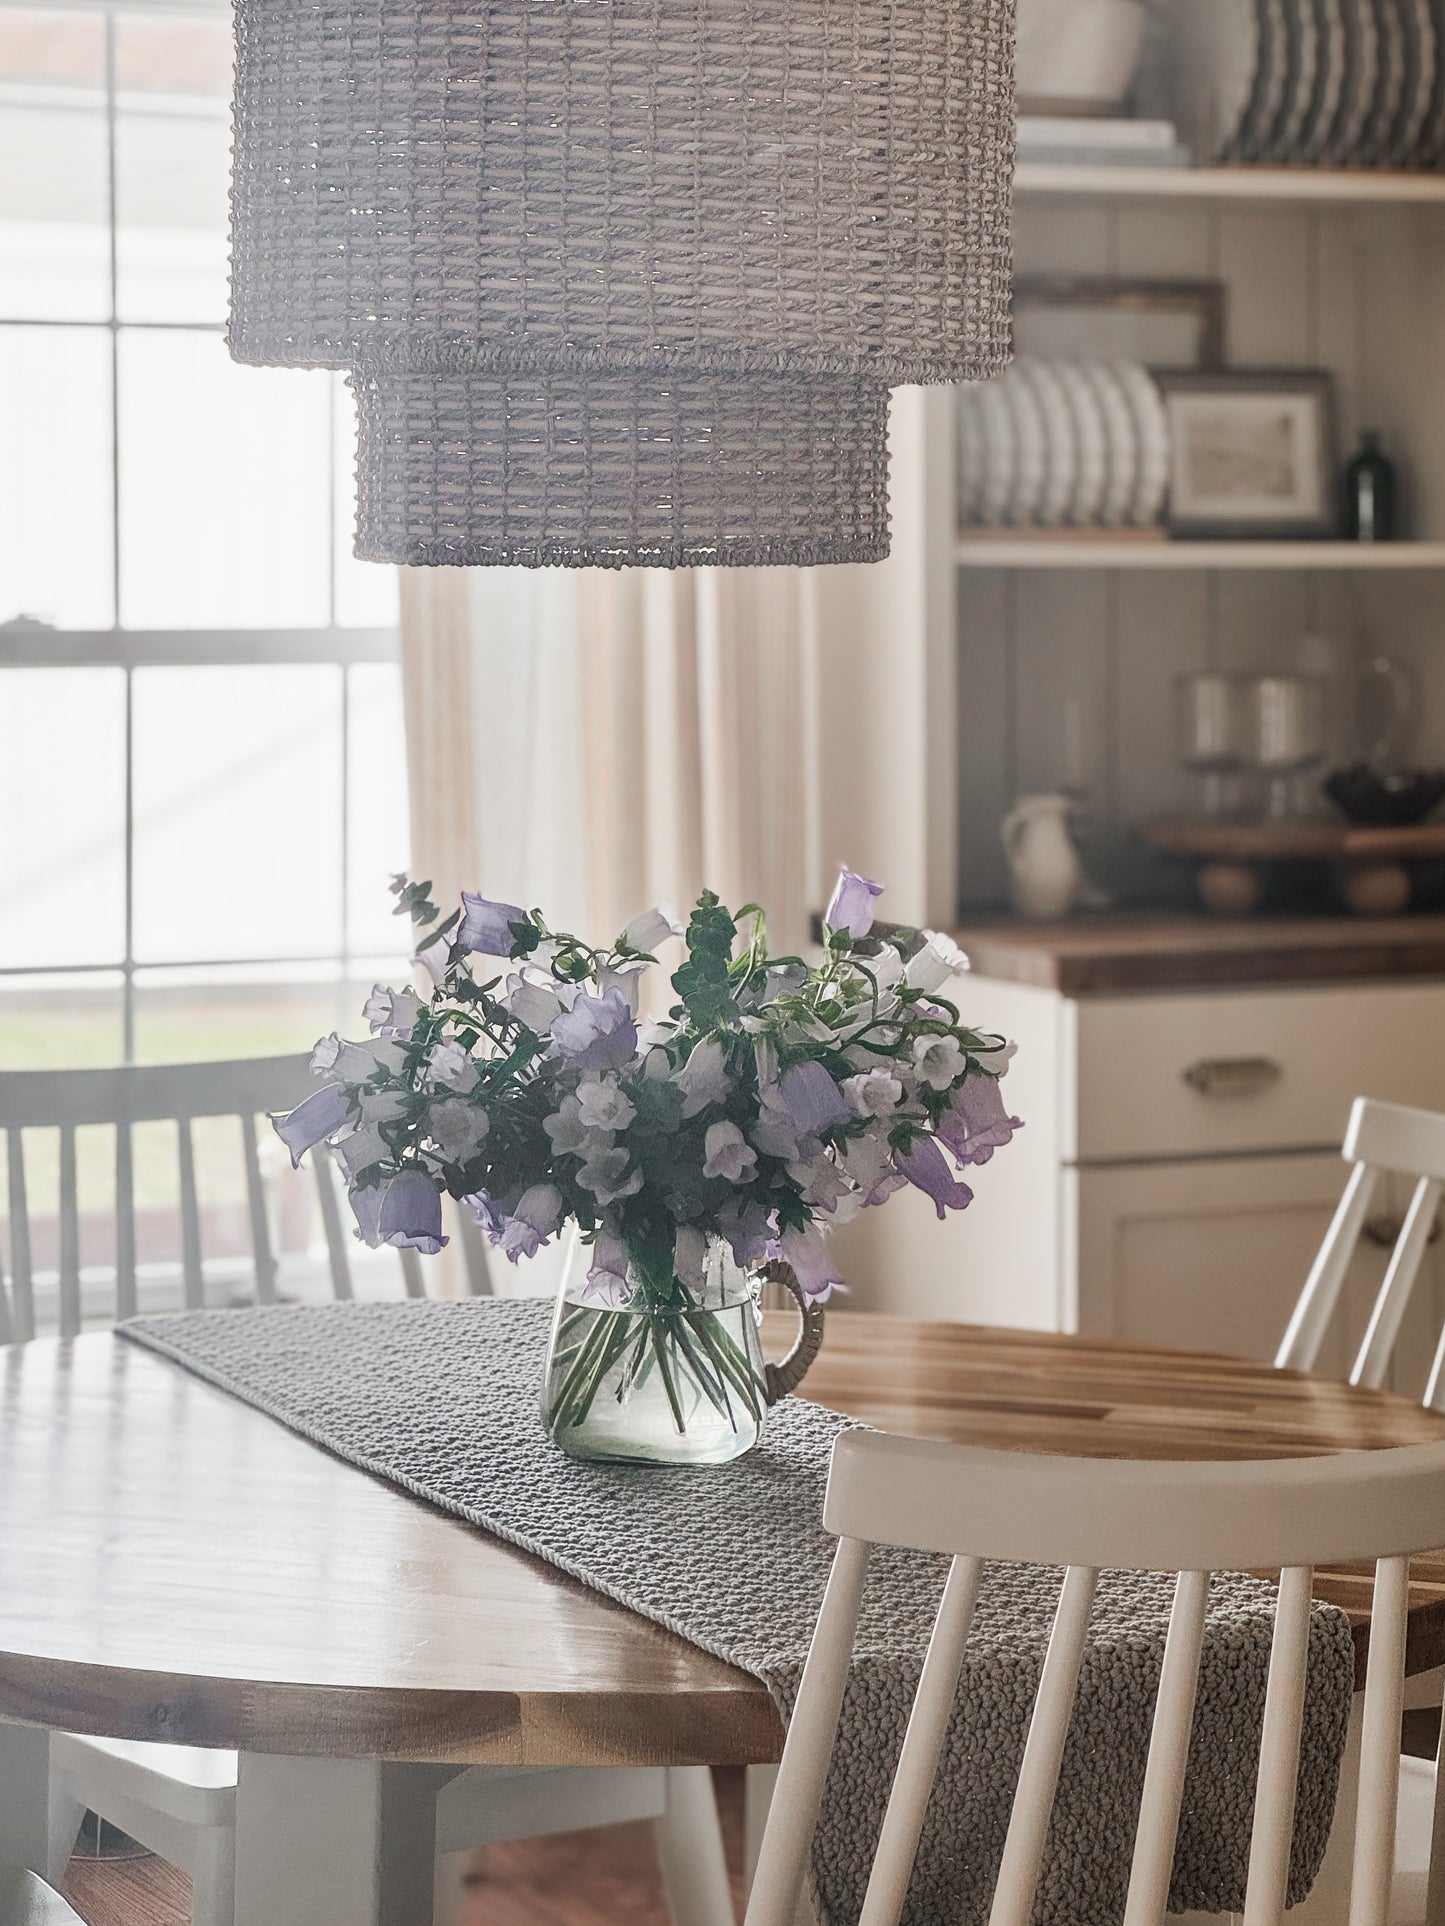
[350,369,892,569]
[227,0,1015,565]
[229,0,1016,382]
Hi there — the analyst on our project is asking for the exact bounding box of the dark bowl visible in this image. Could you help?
[1324,763,1445,828]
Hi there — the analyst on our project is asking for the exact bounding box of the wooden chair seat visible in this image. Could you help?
[0,1869,84,1926]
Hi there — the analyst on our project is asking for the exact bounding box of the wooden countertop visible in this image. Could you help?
[951,913,1445,996]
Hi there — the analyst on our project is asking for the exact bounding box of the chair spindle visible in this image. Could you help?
[311,1144,353,1301]
[177,1116,204,1310]
[400,1247,426,1299]
[988,1564,1100,1926]
[114,1121,137,1320]
[1353,1178,1444,1391]
[859,1555,984,1926]
[1277,1161,1380,1372]
[455,1205,494,1297]
[240,1111,277,1305]
[58,1124,81,1338]
[7,1128,33,1342]
[1242,1564,1315,1926]
[747,1536,872,1926]
[1121,1568,1210,1926]
[1350,1554,1410,1926]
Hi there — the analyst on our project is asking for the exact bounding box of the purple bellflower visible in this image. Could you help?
[895,1136,975,1220]
[458,892,527,958]
[779,1225,846,1303]
[550,989,638,1074]
[584,1226,633,1308]
[936,1074,1024,1169]
[274,1083,352,1168]
[716,1198,777,1268]
[498,1183,564,1262]
[824,866,885,939]
[376,1168,447,1254]
[350,1182,385,1248]
[362,985,423,1039]
[777,1061,850,1137]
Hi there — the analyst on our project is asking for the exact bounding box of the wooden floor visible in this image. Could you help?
[57,1768,750,1926]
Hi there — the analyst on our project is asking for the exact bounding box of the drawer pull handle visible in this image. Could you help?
[1182,1057,1283,1099]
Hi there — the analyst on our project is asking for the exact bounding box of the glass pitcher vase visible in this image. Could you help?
[540,1231,824,1467]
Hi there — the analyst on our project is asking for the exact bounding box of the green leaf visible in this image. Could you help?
[670,891,739,1030]
[390,874,442,927]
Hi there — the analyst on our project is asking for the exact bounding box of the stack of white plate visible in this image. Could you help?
[1176,0,1444,168]
[957,360,1170,530]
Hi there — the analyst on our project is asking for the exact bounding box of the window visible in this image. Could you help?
[0,1,410,1077]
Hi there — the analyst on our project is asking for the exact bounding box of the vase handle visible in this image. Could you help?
[761,1261,826,1404]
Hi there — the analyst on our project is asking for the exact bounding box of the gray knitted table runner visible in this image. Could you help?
[120,1298,1354,1926]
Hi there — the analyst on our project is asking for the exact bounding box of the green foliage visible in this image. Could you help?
[670,891,739,1030]
[391,874,441,926]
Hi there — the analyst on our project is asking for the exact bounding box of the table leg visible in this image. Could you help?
[0,1720,51,1875]
[233,1755,456,1926]
[656,1767,734,1926]
[743,1764,777,1892]
[742,1764,816,1926]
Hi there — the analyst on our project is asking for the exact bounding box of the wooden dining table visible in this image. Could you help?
[4,1309,1445,1926]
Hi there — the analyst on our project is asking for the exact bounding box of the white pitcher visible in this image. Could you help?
[1001,794,1082,921]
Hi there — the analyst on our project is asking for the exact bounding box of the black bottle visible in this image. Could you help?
[1344,431,1397,542]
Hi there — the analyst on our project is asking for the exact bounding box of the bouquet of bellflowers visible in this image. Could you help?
[274,868,1021,1442]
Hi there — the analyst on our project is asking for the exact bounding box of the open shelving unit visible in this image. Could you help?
[955,539,1445,570]
[962,167,1445,578]
[931,153,1445,917]
[1015,163,1445,207]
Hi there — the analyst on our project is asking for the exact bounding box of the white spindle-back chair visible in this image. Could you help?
[0,1055,495,1341]
[1277,1098,1445,1401]
[0,1057,732,1926]
[745,1430,1445,1926]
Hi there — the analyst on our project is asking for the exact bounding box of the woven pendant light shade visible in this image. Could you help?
[226,0,1016,566]
[351,370,892,569]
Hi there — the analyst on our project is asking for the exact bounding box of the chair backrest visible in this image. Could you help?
[1276,1097,1445,1401]
[745,1428,1445,1926]
[0,1056,492,1343]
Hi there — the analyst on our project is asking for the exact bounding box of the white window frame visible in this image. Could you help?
[1,0,402,1058]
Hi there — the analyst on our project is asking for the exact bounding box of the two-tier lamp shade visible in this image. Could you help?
[228,0,1016,568]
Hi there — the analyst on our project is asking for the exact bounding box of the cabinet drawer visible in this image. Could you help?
[1071,982,1445,1163]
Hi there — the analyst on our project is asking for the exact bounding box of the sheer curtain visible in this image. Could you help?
[399,565,819,955]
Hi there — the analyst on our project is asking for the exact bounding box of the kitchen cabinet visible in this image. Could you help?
[834,926,1445,1384]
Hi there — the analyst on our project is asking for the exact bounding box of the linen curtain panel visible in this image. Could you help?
[399,567,819,958]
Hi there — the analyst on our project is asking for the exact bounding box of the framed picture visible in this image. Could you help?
[1013,275,1227,369]
[1156,369,1337,539]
